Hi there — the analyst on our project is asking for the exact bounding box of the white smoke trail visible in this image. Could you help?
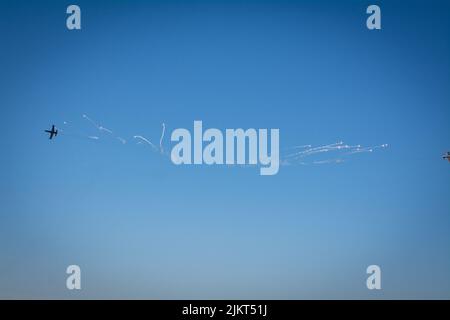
[82,114,100,129]
[88,136,100,140]
[134,135,158,151]
[159,122,166,154]
[283,141,388,165]
[287,144,312,150]
[288,142,366,159]
[116,137,127,144]
[281,159,307,166]
[313,159,345,165]
[83,114,113,134]
[82,114,128,145]
[285,141,344,159]
[346,144,388,155]
[99,126,113,134]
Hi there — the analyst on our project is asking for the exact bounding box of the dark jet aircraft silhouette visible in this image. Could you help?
[443,152,450,162]
[45,125,58,139]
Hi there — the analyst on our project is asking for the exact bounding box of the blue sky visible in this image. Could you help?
[1,0,450,298]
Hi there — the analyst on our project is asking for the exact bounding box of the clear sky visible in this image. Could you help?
[1,0,450,299]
